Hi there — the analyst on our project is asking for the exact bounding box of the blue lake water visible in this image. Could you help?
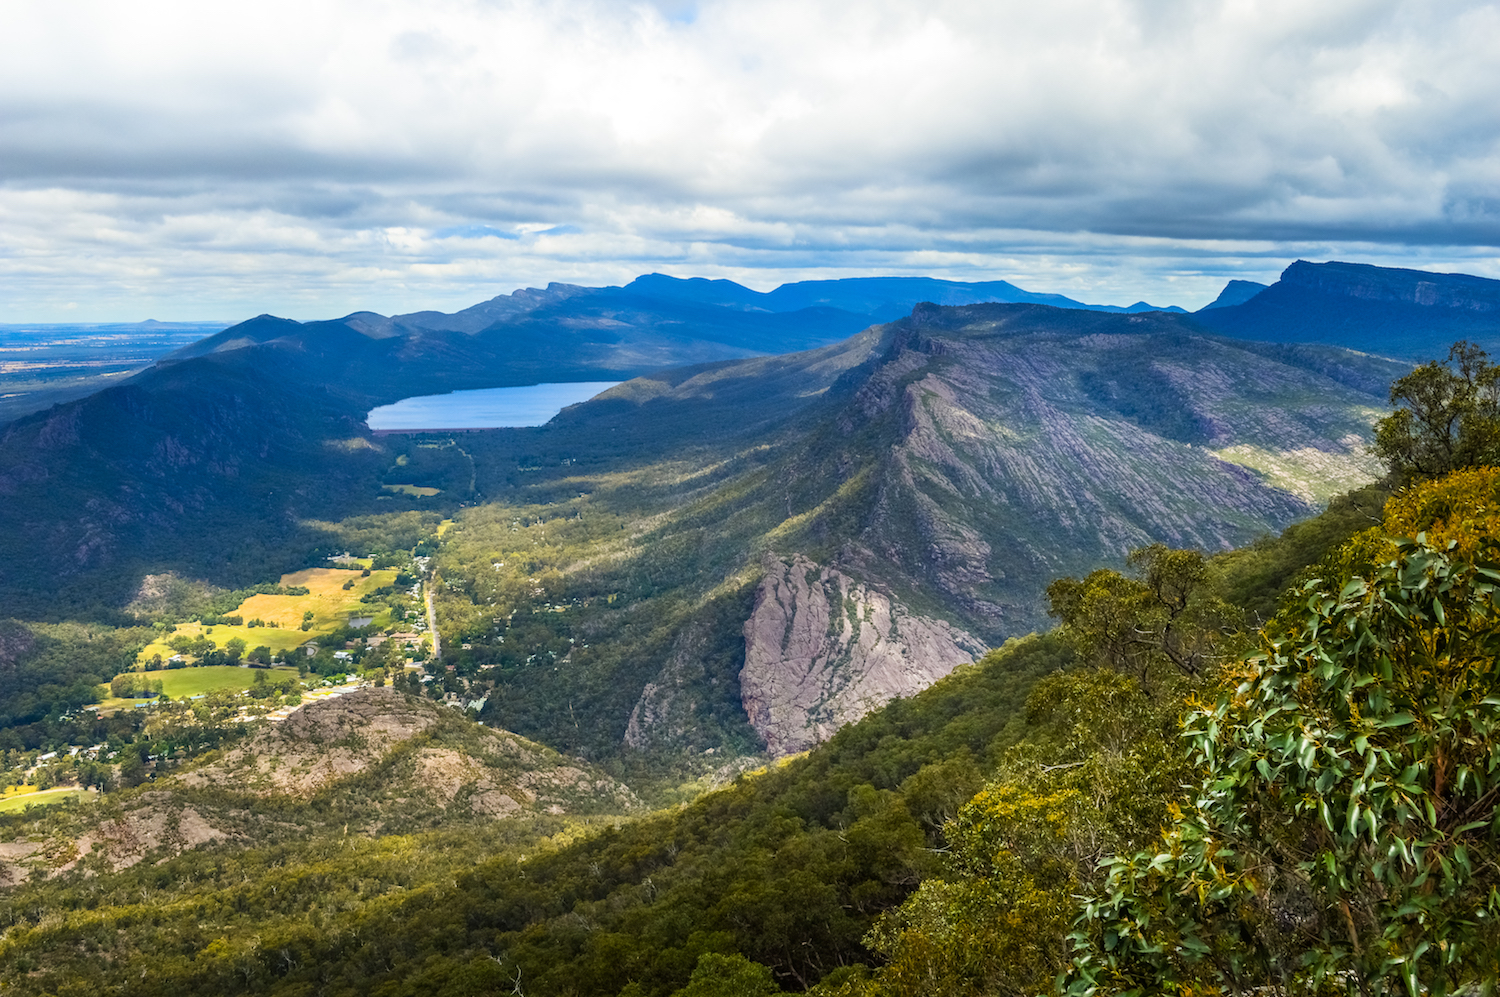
[366,381,622,430]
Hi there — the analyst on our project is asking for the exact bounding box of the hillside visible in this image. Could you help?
[1195,259,1500,359]
[0,687,637,887]
[4,463,1486,997]
[421,303,1403,760]
[10,265,1500,994]
[0,291,1408,769]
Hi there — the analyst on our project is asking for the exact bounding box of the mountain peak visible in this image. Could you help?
[1200,279,1269,311]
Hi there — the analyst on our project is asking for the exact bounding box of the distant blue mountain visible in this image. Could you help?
[1199,280,1268,310]
[1193,261,1500,360]
[623,274,1186,320]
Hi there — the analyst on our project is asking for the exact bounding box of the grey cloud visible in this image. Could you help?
[0,0,1497,320]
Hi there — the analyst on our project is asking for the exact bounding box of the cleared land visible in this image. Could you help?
[0,787,92,813]
[95,666,305,710]
[383,484,442,497]
[135,567,401,667]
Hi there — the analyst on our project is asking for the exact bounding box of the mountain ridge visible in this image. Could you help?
[1196,260,1500,358]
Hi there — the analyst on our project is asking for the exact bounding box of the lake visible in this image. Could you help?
[366,381,622,430]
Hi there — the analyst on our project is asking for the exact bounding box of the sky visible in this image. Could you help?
[1,0,1498,321]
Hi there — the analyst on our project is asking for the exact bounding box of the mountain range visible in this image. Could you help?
[1193,259,1500,359]
[5,257,1500,995]
[1,258,1496,756]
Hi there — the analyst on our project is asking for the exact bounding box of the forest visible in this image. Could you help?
[2,342,1500,995]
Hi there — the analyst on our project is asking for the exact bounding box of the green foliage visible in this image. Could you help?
[1374,340,1500,482]
[108,674,162,699]
[0,636,1067,997]
[1210,481,1392,624]
[672,953,782,997]
[1065,535,1500,996]
[859,668,1195,997]
[0,621,152,729]
[1047,544,1241,682]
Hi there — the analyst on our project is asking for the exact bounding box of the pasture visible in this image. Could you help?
[95,665,304,710]
[0,787,92,813]
[134,567,399,667]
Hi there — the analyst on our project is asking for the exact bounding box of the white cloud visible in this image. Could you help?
[0,0,1497,319]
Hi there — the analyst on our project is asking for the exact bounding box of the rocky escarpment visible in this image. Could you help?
[740,555,987,756]
[1279,259,1500,312]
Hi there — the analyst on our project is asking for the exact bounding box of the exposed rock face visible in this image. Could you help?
[625,619,714,751]
[741,555,987,756]
[814,310,1398,639]
[1280,259,1500,312]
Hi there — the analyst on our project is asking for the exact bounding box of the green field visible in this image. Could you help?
[97,665,303,708]
[135,566,400,666]
[0,787,92,813]
[383,483,442,497]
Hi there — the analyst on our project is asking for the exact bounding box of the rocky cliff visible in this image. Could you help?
[739,555,986,756]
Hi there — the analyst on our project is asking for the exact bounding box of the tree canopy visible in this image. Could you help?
[1373,341,1500,482]
[1065,468,1500,996]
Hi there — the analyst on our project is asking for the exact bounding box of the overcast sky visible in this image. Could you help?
[2,0,1497,321]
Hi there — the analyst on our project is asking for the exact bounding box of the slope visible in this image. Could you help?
[1195,259,1500,359]
[0,687,638,887]
[424,303,1402,760]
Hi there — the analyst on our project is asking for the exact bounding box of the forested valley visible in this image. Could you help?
[4,274,1500,994]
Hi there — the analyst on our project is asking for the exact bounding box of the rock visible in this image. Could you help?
[740,555,986,756]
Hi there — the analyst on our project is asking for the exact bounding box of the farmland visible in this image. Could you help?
[95,665,306,710]
[134,566,405,667]
[0,787,93,813]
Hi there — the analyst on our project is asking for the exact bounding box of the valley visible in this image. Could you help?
[2,261,1499,995]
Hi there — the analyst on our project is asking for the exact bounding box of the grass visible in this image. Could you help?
[95,666,303,709]
[135,567,399,666]
[384,484,442,497]
[0,787,92,813]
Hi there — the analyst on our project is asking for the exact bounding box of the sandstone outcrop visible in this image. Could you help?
[740,555,986,756]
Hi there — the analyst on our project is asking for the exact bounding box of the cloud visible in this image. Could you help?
[0,0,1497,319]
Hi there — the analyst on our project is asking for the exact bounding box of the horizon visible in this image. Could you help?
[0,267,1204,326]
[0,257,1476,327]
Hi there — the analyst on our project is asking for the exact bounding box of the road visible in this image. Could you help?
[425,574,442,662]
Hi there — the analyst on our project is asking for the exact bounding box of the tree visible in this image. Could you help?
[1373,340,1500,482]
[1046,544,1237,682]
[856,669,1195,997]
[1064,528,1500,996]
[671,953,781,997]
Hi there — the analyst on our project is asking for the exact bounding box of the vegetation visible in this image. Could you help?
[7,333,1497,994]
[1065,467,1500,995]
[1374,340,1500,481]
[133,567,406,666]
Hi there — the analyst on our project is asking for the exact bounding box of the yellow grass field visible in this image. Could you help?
[134,567,400,667]
[383,483,441,497]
